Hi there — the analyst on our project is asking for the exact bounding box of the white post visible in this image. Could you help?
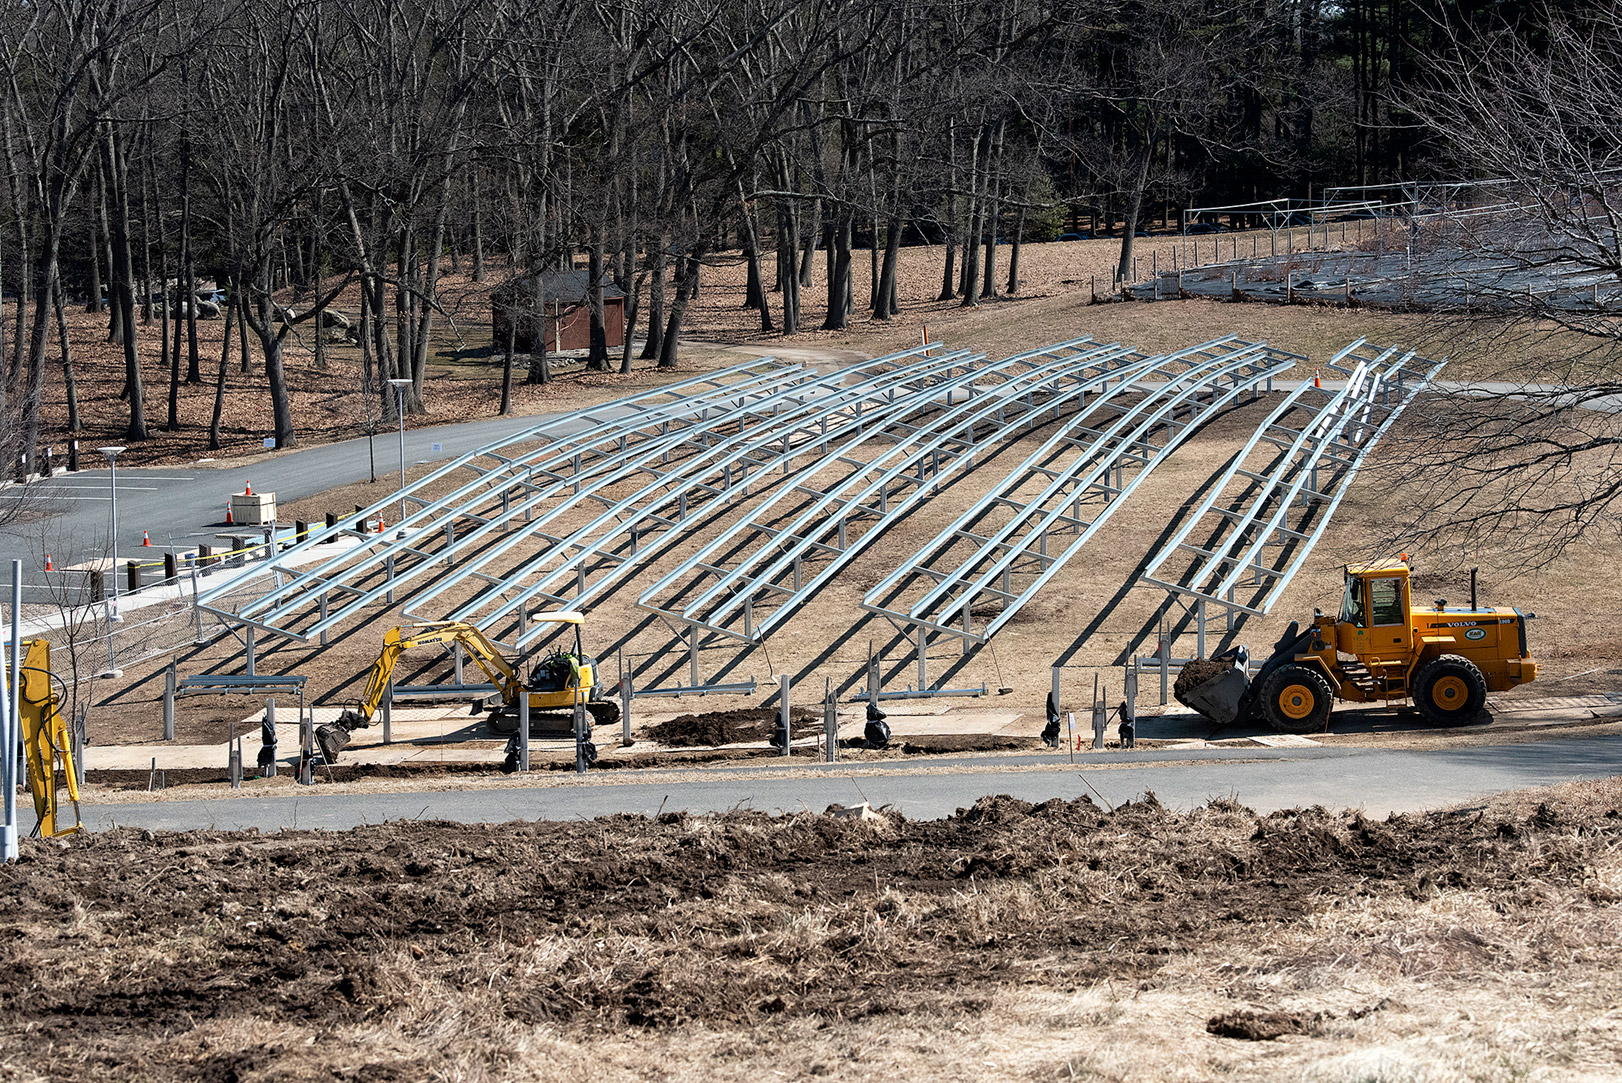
[163,664,176,740]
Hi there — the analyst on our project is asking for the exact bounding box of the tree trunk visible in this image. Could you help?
[1005,206,1025,294]
[51,269,78,433]
[639,237,665,361]
[499,294,516,414]
[1115,140,1158,283]
[586,236,609,371]
[103,126,144,439]
[209,291,233,450]
[822,215,852,331]
[658,247,703,369]
[874,214,902,320]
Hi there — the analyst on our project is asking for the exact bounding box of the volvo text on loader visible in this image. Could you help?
[1177,560,1538,732]
[314,613,619,763]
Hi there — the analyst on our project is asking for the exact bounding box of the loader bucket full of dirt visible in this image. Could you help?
[1174,657,1251,725]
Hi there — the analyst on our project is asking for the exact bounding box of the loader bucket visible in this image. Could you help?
[1178,665,1252,725]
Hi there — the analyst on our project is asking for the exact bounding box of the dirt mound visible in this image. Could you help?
[1174,656,1237,707]
[1207,1009,1324,1041]
[646,706,820,746]
[5,785,1621,1079]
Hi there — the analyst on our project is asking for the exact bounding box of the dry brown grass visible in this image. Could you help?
[4,778,1622,1080]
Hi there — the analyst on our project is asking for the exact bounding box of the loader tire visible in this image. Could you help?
[1414,655,1487,725]
[1259,665,1334,734]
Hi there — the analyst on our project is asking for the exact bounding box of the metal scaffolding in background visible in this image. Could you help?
[863,337,1301,668]
[1136,338,1444,644]
[424,344,997,650]
[636,338,1162,643]
[199,355,836,639]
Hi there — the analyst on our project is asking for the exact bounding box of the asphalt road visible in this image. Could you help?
[35,734,1622,833]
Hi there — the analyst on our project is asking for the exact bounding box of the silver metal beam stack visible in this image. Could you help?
[862,337,1301,649]
[1136,338,1444,622]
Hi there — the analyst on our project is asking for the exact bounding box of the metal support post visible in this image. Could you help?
[229,738,243,789]
[689,627,700,690]
[619,651,632,745]
[191,564,205,645]
[299,704,313,785]
[318,594,329,647]
[454,643,464,684]
[824,686,837,763]
[517,691,530,772]
[0,574,13,862]
[1051,666,1061,720]
[1196,599,1207,659]
[916,627,928,692]
[777,673,792,756]
[260,699,277,778]
[1159,614,1170,705]
[386,555,396,605]
[163,664,176,740]
[245,627,256,676]
[1092,688,1107,751]
[382,679,393,744]
[573,701,588,773]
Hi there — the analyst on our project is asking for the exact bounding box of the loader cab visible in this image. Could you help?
[1337,562,1413,659]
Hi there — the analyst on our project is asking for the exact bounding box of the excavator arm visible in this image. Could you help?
[346,621,524,726]
[18,640,82,837]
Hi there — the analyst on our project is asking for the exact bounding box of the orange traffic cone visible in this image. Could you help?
[44,553,53,571]
[244,480,253,496]
[141,530,151,546]
[1313,370,1322,388]
[225,501,234,525]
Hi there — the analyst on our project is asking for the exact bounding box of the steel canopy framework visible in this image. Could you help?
[428,345,1004,649]
[862,337,1302,647]
[203,344,1036,652]
[635,338,1162,643]
[199,355,837,639]
[1136,338,1444,619]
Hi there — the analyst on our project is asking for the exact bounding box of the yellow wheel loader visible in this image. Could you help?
[315,612,619,763]
[18,640,83,837]
[1177,560,1538,733]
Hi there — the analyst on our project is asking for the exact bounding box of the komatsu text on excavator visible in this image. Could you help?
[315,612,619,763]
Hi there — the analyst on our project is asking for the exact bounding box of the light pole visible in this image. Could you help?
[387,379,412,526]
[97,447,126,621]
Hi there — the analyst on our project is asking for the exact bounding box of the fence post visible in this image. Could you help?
[296,519,309,544]
[163,552,178,583]
[68,439,79,472]
[126,560,141,594]
[325,511,338,530]
[89,570,104,603]
[163,664,175,740]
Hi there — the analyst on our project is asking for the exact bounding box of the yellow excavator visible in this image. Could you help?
[18,640,83,837]
[314,613,620,763]
[1178,559,1538,732]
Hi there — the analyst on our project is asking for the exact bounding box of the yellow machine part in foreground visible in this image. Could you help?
[18,639,82,837]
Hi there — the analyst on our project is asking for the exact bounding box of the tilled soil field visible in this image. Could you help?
[4,779,1622,1080]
